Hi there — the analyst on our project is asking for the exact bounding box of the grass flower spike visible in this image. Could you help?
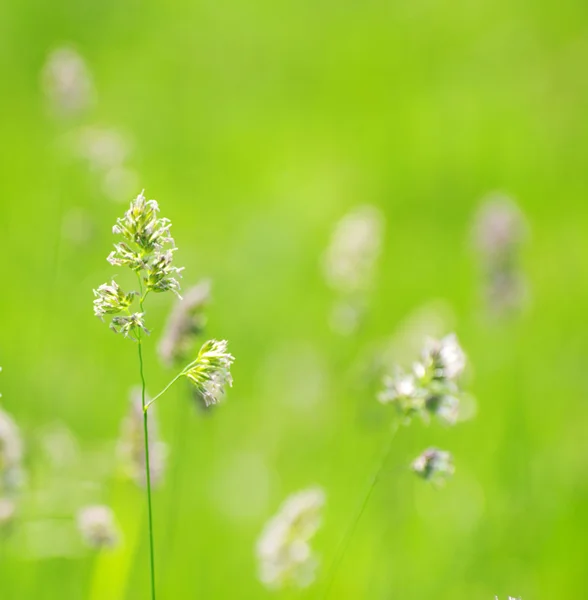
[183,339,234,407]
[257,487,326,590]
[77,505,120,549]
[93,280,136,318]
[411,448,455,484]
[379,333,469,426]
[473,193,528,316]
[93,191,235,600]
[158,280,211,367]
[0,368,25,530]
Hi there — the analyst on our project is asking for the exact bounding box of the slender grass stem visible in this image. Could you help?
[138,337,157,600]
[322,423,399,599]
[145,372,184,409]
[136,270,156,600]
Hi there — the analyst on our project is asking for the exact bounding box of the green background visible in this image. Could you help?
[2,0,588,598]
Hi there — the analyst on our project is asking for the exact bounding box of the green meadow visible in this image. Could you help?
[2,0,588,598]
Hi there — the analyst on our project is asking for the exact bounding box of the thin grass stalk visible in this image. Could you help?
[322,424,398,599]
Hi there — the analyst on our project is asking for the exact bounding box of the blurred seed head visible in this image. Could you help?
[256,487,325,590]
[379,333,471,426]
[158,280,211,368]
[118,388,167,488]
[474,194,527,258]
[412,448,455,484]
[472,193,529,316]
[0,407,24,497]
[323,205,384,295]
[77,505,119,549]
[41,46,95,118]
[74,127,131,172]
[420,333,466,381]
[0,498,16,529]
[65,126,139,203]
[184,339,234,407]
[323,205,385,335]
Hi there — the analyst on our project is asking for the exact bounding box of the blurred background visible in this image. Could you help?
[2,0,588,598]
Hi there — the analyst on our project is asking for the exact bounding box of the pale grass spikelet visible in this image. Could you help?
[75,126,131,173]
[93,191,184,341]
[323,205,384,295]
[112,192,174,254]
[118,388,167,488]
[183,339,234,406]
[0,498,16,528]
[473,193,528,316]
[0,408,24,498]
[41,46,95,118]
[77,505,119,549]
[67,126,140,203]
[256,487,326,590]
[323,205,385,335]
[379,333,469,426]
[411,448,454,484]
[420,333,466,382]
[158,280,211,367]
[0,368,24,529]
[110,313,149,340]
[93,280,136,319]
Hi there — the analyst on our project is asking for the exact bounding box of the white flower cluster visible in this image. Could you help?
[93,192,184,341]
[379,333,467,426]
[379,334,472,484]
[256,487,326,590]
[473,193,528,316]
[77,505,119,549]
[323,205,385,334]
[118,388,167,488]
[411,448,455,485]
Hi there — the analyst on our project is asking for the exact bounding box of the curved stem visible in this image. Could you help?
[145,372,185,410]
[138,338,156,600]
[322,423,399,599]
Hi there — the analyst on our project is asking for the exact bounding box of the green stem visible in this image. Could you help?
[322,424,399,599]
[145,372,185,410]
[138,337,156,600]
